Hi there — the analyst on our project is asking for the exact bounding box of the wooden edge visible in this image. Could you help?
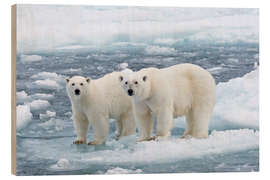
[11,4,17,175]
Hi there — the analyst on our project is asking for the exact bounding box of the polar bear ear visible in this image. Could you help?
[142,75,147,82]
[65,78,70,83]
[119,75,123,82]
[86,77,91,83]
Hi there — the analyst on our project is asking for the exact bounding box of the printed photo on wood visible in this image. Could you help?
[11,4,259,175]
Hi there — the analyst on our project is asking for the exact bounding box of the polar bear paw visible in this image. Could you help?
[153,135,169,141]
[73,139,86,144]
[136,136,155,142]
[88,140,104,145]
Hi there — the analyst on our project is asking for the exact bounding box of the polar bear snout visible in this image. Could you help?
[127,89,134,96]
[74,89,80,96]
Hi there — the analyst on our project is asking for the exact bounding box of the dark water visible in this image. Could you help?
[16,42,259,175]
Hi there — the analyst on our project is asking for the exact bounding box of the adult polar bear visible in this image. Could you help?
[66,71,136,145]
[119,64,216,141]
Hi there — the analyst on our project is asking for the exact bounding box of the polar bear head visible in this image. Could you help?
[66,76,91,101]
[119,70,151,101]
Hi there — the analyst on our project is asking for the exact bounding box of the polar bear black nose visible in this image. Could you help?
[127,89,134,96]
[74,89,80,95]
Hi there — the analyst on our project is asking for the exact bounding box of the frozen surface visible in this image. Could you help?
[105,167,143,174]
[15,6,259,175]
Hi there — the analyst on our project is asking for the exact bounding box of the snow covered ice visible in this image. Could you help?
[15,5,259,175]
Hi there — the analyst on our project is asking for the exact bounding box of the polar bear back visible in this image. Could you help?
[138,63,216,117]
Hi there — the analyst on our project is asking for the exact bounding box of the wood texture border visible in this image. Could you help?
[11,4,17,175]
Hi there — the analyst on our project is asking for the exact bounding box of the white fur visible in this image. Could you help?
[120,63,216,141]
[66,73,136,145]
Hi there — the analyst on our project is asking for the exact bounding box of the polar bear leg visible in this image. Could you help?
[88,116,109,145]
[184,107,211,138]
[73,112,89,144]
[133,102,153,142]
[119,110,136,138]
[115,119,122,140]
[155,107,173,140]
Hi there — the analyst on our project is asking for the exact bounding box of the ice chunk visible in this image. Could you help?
[211,68,259,129]
[97,66,103,71]
[27,99,50,111]
[20,55,42,63]
[16,91,32,104]
[50,159,70,170]
[31,93,54,100]
[145,46,176,55]
[31,72,65,82]
[32,79,61,90]
[40,111,56,120]
[38,118,65,131]
[118,63,128,70]
[106,167,142,174]
[30,72,66,90]
[207,67,225,74]
[16,105,32,130]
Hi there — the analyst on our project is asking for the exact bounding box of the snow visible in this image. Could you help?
[93,129,258,164]
[27,99,50,111]
[212,68,259,129]
[21,55,42,63]
[16,105,32,130]
[20,129,258,168]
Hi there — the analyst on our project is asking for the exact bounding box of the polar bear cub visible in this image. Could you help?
[66,71,136,145]
[119,64,216,141]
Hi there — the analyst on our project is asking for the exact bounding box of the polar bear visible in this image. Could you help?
[119,64,216,141]
[66,71,136,145]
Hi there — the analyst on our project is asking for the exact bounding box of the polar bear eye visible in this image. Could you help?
[125,81,128,85]
[134,81,138,84]
[72,83,75,86]
[80,83,83,86]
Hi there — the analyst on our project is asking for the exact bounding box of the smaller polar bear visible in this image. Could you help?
[66,70,136,145]
[119,64,216,141]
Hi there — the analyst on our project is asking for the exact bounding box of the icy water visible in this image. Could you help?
[16,41,259,175]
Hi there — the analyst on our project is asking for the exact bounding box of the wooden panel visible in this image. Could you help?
[11,4,17,175]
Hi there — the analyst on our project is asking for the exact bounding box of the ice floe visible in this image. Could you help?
[145,46,177,55]
[32,79,62,90]
[40,111,56,121]
[105,167,142,174]
[16,104,32,130]
[21,55,42,63]
[27,99,50,111]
